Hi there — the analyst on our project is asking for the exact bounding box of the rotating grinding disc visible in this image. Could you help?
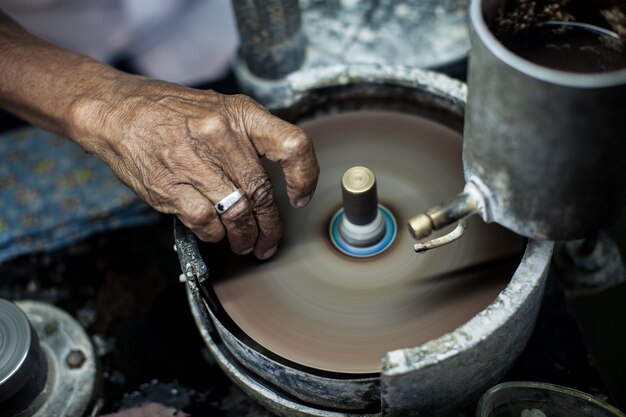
[207,111,523,375]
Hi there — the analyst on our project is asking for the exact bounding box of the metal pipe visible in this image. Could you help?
[231,0,306,80]
[407,190,480,240]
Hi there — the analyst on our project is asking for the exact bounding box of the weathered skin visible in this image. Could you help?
[0,10,319,259]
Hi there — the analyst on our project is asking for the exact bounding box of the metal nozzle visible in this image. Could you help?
[408,213,434,240]
[407,191,481,253]
[408,192,479,239]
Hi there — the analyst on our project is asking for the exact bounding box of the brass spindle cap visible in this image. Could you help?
[341,166,378,225]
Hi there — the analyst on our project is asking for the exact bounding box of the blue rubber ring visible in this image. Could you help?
[329,205,397,258]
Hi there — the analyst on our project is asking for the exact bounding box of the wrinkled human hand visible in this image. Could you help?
[81,77,319,259]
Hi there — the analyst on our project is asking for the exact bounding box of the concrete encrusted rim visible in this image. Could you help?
[382,240,554,375]
[280,64,468,110]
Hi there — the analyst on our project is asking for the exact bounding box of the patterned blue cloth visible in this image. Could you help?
[0,127,159,263]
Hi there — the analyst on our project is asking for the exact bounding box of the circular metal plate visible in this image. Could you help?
[15,301,96,417]
[0,300,36,404]
[209,110,524,374]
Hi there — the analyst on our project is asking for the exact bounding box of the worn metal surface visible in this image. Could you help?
[273,64,467,120]
[233,0,470,107]
[0,300,47,417]
[380,240,553,417]
[173,218,216,339]
[13,300,96,417]
[232,0,305,79]
[463,0,626,240]
[210,306,380,412]
[176,66,553,416]
[187,291,380,417]
[408,189,480,240]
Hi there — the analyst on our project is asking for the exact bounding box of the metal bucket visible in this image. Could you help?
[464,0,626,240]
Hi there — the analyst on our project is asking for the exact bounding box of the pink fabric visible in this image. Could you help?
[100,403,190,417]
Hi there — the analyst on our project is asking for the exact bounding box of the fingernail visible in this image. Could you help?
[261,246,277,260]
[296,195,311,208]
[241,248,254,255]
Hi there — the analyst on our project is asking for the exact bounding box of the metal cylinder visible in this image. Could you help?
[0,300,48,417]
[464,0,626,240]
[341,166,378,226]
[231,0,306,80]
[339,166,387,248]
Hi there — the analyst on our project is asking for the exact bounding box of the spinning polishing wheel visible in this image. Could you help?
[175,69,553,416]
[201,110,524,375]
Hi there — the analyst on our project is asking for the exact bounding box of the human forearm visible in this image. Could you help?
[0,10,127,151]
[0,10,319,259]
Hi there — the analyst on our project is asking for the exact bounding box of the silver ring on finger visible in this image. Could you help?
[215,189,246,214]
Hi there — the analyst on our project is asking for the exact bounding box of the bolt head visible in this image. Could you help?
[66,349,86,369]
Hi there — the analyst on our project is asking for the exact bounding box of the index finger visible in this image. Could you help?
[243,104,320,208]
